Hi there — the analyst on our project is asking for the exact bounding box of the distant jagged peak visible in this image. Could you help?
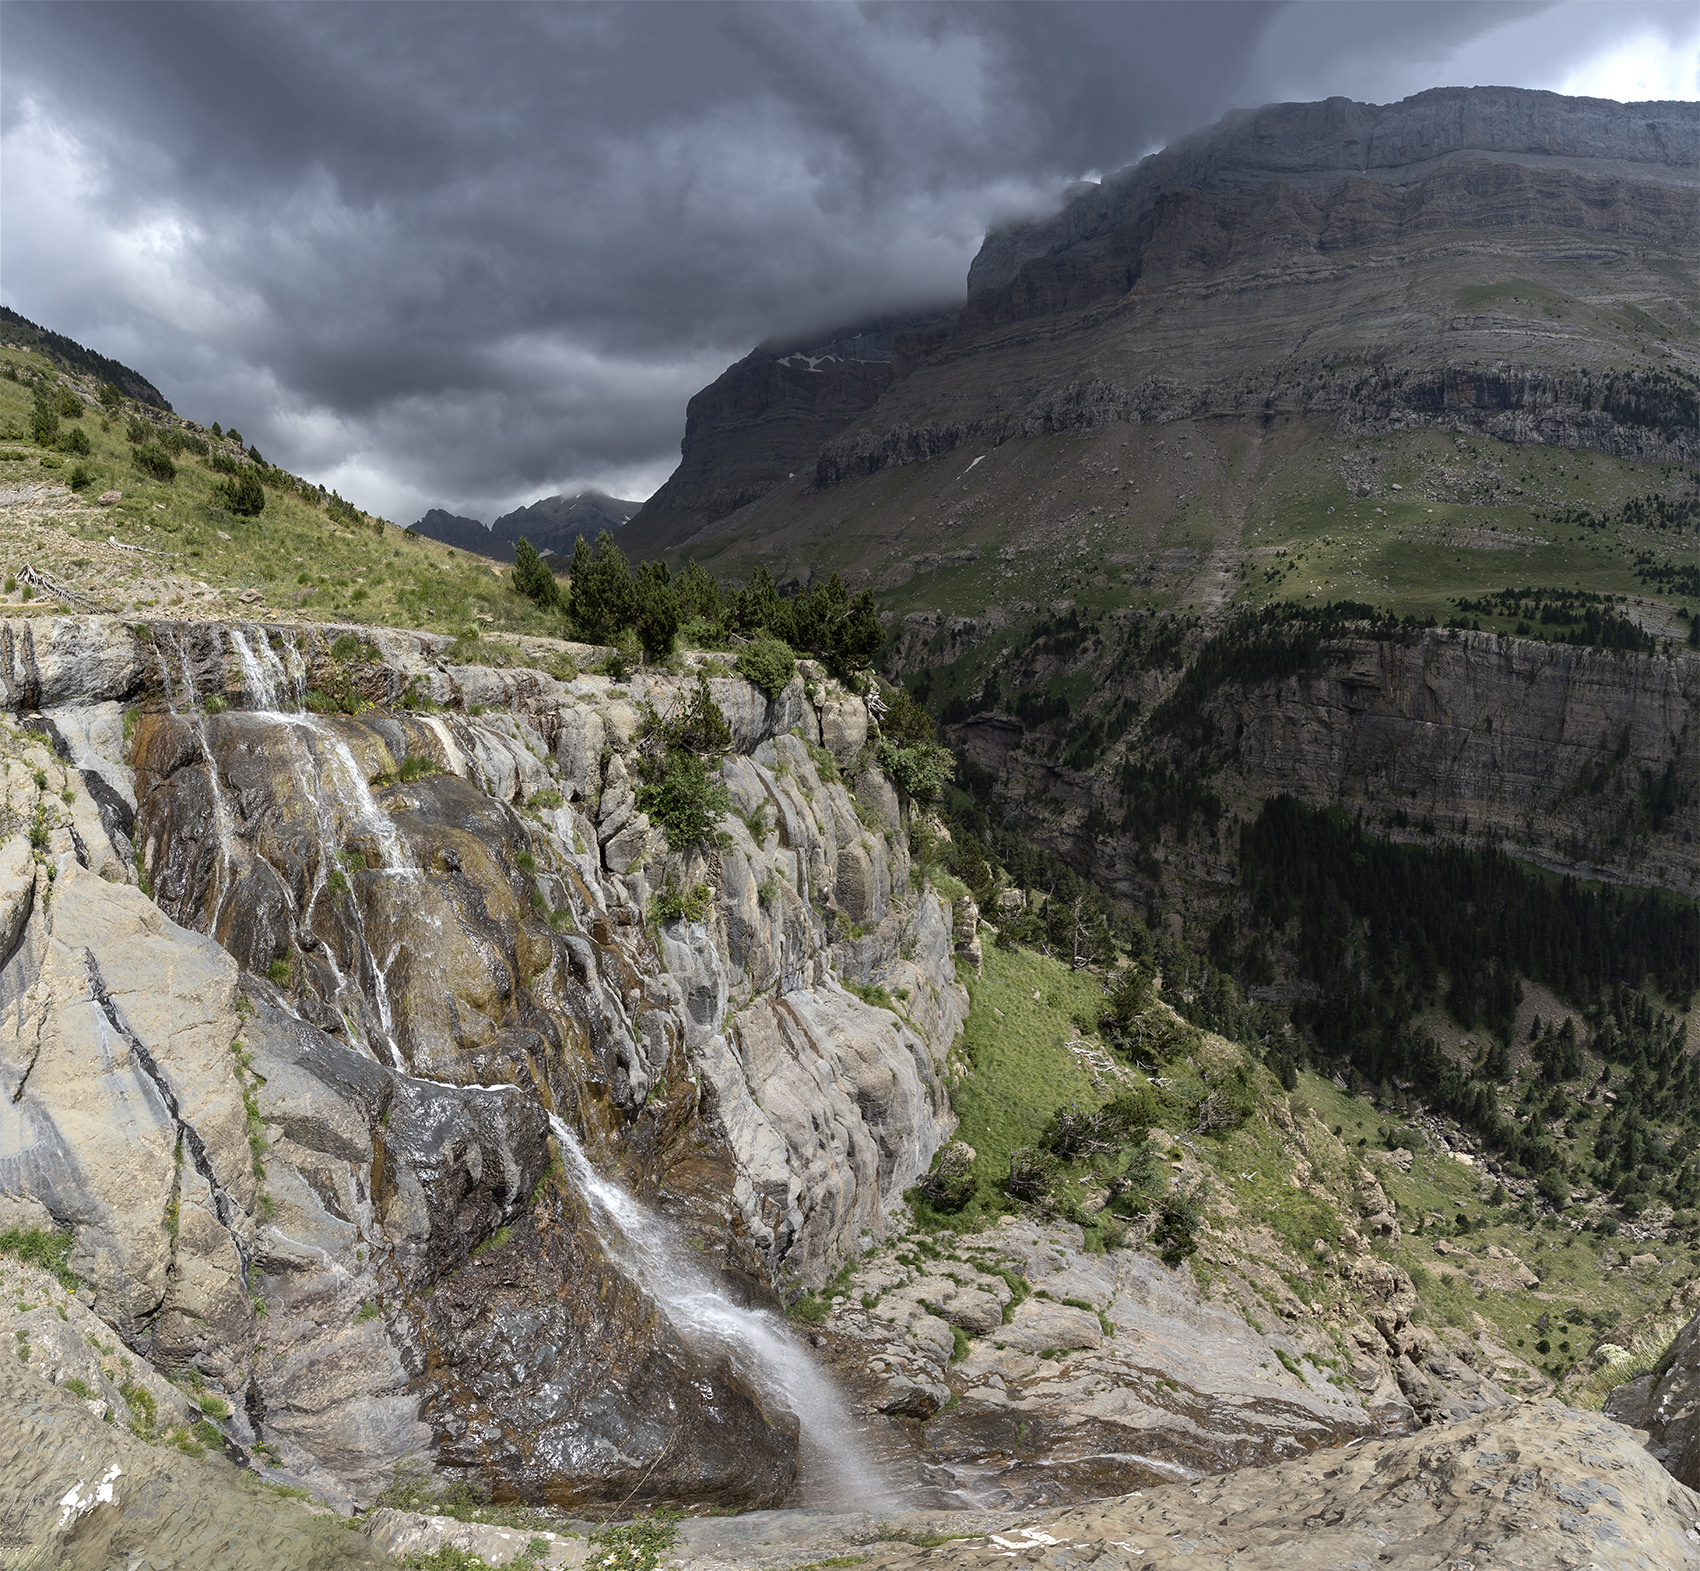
[970,84,1700,298]
[491,490,641,539]
[407,490,643,562]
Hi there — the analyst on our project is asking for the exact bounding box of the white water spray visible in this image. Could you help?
[228,626,292,712]
[547,1112,890,1509]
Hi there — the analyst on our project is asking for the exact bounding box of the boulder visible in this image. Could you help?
[1605,1307,1700,1490]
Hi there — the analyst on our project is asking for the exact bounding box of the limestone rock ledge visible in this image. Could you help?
[0,618,967,1504]
[838,1400,1700,1571]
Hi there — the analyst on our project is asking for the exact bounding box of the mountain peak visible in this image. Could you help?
[407,490,642,562]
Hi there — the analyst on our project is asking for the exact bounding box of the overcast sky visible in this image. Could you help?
[3,2,1696,526]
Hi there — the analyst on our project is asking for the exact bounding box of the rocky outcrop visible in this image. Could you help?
[1604,1304,1700,1492]
[968,86,1700,299]
[0,616,968,1509]
[0,1341,388,1570]
[831,1399,1700,1571]
[621,309,955,563]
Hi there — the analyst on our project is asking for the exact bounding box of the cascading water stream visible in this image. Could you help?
[547,1111,891,1511]
[203,629,415,1066]
[292,717,416,1067]
[162,628,239,926]
[228,626,291,713]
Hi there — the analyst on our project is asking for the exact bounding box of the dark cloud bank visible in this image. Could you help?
[2,1,1694,524]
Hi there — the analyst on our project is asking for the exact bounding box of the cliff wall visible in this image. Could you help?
[0,614,967,1508]
[969,86,1700,299]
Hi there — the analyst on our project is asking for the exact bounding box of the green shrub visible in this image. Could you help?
[67,462,92,490]
[736,638,796,699]
[126,416,151,443]
[216,468,265,516]
[650,879,712,924]
[1152,1192,1204,1266]
[634,679,733,850]
[266,958,292,987]
[98,382,122,409]
[30,387,60,446]
[397,753,436,782]
[874,683,954,802]
[586,1512,683,1571]
[132,443,177,483]
[58,425,91,456]
[329,632,378,663]
[0,1226,79,1290]
[916,1140,978,1212]
[56,387,83,418]
[1005,1145,1056,1204]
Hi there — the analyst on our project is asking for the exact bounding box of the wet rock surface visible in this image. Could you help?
[676,1401,1700,1570]
[0,625,967,1510]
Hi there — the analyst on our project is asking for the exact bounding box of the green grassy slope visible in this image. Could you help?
[918,937,1691,1398]
[0,342,564,635]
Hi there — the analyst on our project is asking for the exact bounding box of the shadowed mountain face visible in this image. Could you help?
[407,492,641,562]
[620,309,957,563]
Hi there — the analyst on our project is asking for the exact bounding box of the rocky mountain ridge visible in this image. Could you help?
[968,85,1700,299]
[407,492,641,562]
[621,308,957,562]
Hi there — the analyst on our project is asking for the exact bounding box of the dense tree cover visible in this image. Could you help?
[1449,586,1653,650]
[1631,551,1700,602]
[1596,368,1700,443]
[1547,490,1700,535]
[1235,795,1700,1191]
[541,532,883,678]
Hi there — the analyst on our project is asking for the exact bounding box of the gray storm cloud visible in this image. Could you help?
[2,0,1694,523]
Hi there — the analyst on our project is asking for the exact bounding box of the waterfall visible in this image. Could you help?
[306,722,416,873]
[161,628,238,926]
[547,1112,890,1510]
[292,717,416,1068]
[227,626,292,712]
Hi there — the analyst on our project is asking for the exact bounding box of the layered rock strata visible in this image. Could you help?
[0,614,967,1508]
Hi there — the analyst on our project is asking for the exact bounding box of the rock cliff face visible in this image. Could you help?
[968,86,1700,299]
[953,629,1700,905]
[632,88,1697,574]
[0,615,966,1509]
[622,309,956,564]
[1199,629,1699,898]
